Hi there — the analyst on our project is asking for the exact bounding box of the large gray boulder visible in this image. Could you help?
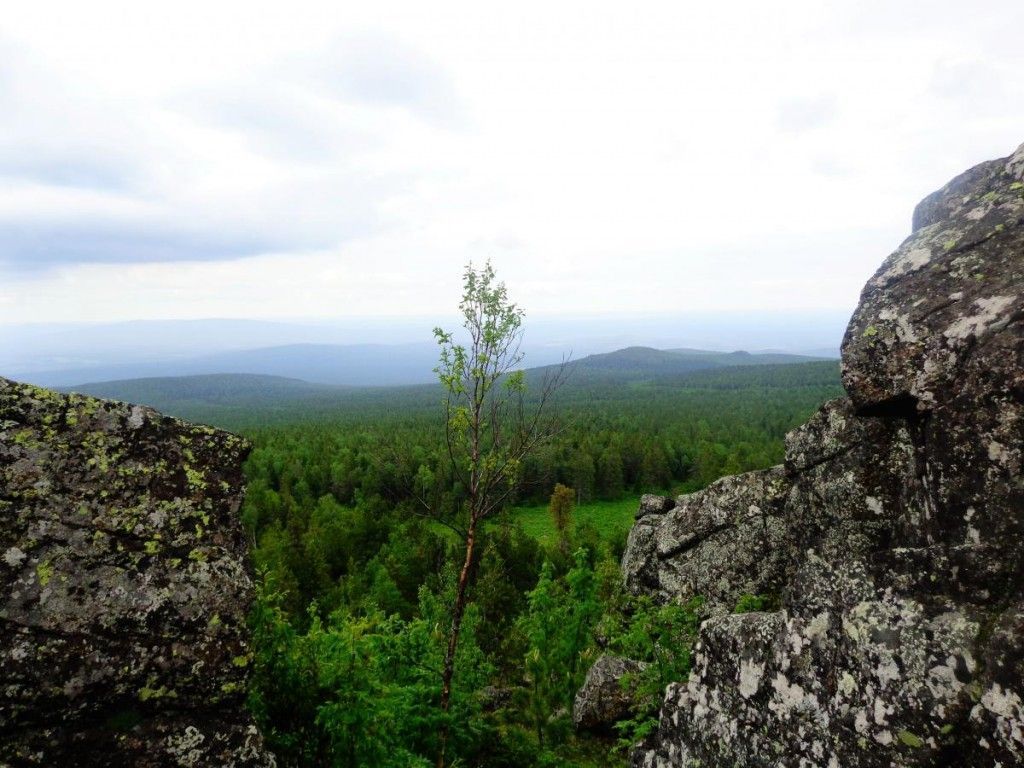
[0,379,274,767]
[573,655,648,732]
[619,143,1024,767]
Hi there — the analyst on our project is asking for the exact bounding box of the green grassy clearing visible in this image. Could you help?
[503,496,642,548]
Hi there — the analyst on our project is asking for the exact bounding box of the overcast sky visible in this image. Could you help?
[1,1,1022,325]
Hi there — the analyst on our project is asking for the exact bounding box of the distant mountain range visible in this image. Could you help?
[60,346,838,425]
[20,342,833,390]
[556,346,821,375]
[22,343,445,388]
[2,311,849,388]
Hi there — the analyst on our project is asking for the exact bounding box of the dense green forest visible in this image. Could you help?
[235,358,842,766]
[64,349,834,427]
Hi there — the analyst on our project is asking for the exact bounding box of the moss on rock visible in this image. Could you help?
[0,379,274,766]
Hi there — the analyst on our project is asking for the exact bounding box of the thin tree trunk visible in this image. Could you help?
[436,516,477,768]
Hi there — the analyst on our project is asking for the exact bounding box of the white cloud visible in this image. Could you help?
[0,0,1022,322]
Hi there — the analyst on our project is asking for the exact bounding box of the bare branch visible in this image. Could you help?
[409,506,468,540]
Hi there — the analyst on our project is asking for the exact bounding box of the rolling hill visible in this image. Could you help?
[22,343,446,388]
[61,347,840,429]
[555,346,822,377]
[67,373,338,406]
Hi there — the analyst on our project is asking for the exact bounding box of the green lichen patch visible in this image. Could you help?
[897,730,924,748]
[137,684,176,702]
[35,559,54,587]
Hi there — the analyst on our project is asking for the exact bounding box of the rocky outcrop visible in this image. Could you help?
[623,469,790,611]
[619,143,1024,766]
[0,379,274,766]
[573,655,648,733]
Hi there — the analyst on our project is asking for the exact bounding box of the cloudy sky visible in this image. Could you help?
[2,0,1022,325]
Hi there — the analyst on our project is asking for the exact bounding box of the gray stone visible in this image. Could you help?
[617,143,1024,767]
[0,379,274,767]
[573,654,647,732]
[623,467,790,612]
[637,494,675,519]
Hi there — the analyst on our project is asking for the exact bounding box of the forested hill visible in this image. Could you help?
[62,351,839,430]
[540,345,823,377]
[65,372,339,404]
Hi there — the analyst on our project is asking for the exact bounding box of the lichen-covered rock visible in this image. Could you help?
[623,467,790,612]
[573,655,647,732]
[616,143,1024,767]
[843,142,1024,413]
[0,379,274,767]
[636,494,675,520]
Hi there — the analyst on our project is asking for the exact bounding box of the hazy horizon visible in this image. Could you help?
[1,309,847,386]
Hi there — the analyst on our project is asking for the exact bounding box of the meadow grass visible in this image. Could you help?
[504,496,641,547]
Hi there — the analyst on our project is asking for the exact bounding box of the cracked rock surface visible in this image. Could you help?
[617,143,1024,766]
[0,379,274,766]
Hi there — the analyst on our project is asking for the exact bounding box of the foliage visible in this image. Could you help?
[733,593,773,613]
[237,356,840,765]
[248,575,492,767]
[598,593,704,750]
[518,550,602,746]
[548,484,575,551]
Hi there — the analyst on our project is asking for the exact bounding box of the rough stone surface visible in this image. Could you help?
[624,468,790,612]
[618,143,1024,767]
[0,378,274,767]
[573,655,647,732]
[636,494,675,520]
